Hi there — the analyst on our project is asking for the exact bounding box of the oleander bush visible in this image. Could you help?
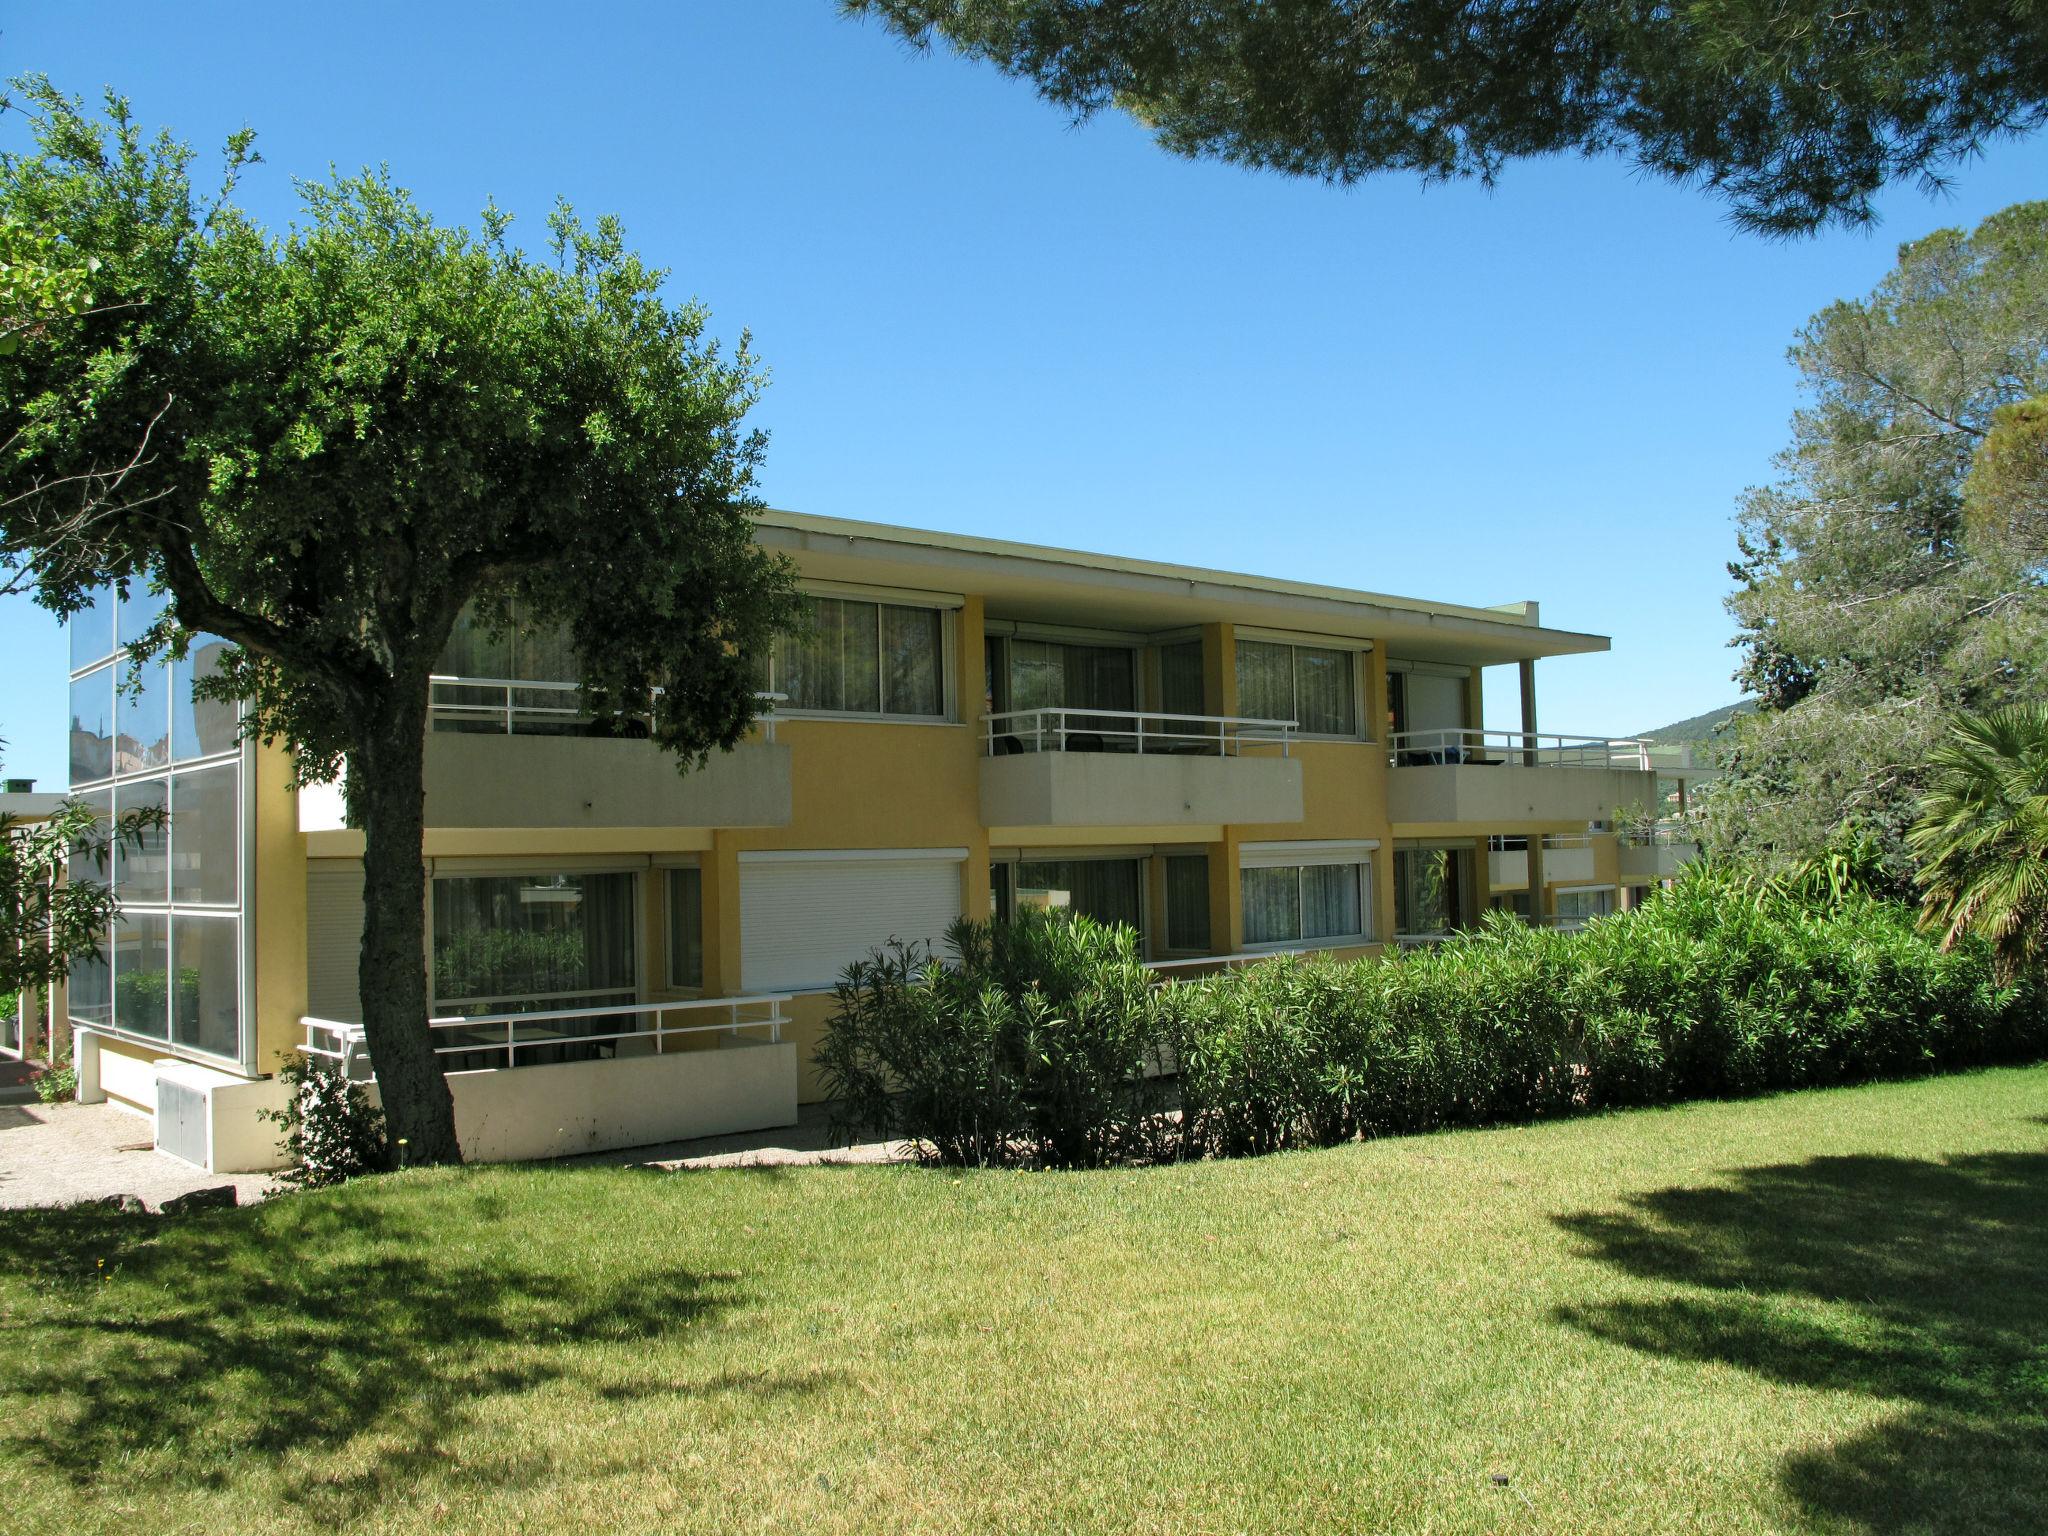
[816,907,1167,1167]
[821,872,2048,1167]
[262,1052,390,1188]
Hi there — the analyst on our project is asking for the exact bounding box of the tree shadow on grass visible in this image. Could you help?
[0,1177,804,1521]
[1556,1151,2048,1534]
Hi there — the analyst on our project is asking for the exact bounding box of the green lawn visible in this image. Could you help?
[4,1067,2046,1535]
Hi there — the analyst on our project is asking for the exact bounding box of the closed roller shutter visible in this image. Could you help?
[740,850,966,992]
[306,862,365,1022]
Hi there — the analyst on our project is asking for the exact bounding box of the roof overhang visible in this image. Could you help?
[755,510,1608,666]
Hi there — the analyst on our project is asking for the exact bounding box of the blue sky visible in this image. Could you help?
[3,0,2044,785]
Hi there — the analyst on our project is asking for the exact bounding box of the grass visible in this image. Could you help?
[3,1068,2045,1534]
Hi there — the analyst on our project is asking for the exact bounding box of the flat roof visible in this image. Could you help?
[756,509,1609,666]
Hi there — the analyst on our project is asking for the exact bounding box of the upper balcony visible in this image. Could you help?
[977,707,1305,829]
[1618,823,1703,881]
[417,676,792,830]
[1385,729,1661,828]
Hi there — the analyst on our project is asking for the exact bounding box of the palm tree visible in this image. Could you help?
[1907,706,2048,984]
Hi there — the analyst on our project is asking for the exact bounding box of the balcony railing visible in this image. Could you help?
[984,708,1297,758]
[428,676,783,742]
[301,992,794,1079]
[1622,822,1702,846]
[1389,729,1654,770]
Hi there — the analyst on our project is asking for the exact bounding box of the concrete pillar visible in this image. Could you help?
[1525,835,1548,927]
[1203,623,1237,718]
[1519,658,1538,767]
[73,1028,105,1103]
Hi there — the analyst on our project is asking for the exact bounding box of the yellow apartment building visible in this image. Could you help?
[39,511,1708,1170]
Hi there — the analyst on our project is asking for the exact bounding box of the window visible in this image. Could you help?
[1164,855,1211,951]
[667,867,704,989]
[1002,638,1135,714]
[1236,639,1357,735]
[431,872,638,1013]
[1554,887,1615,926]
[1394,847,1471,937]
[67,585,250,1066]
[771,596,946,717]
[1387,662,1469,752]
[997,858,1144,935]
[1159,641,1205,716]
[1241,860,1368,947]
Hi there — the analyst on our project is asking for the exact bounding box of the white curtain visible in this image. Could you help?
[1294,647,1355,735]
[1235,639,1293,721]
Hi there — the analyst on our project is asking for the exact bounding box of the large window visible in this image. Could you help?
[1159,641,1206,717]
[430,871,639,1069]
[771,595,945,717]
[995,858,1144,936]
[1554,887,1616,927]
[1236,639,1357,735]
[1240,854,1370,947]
[1394,846,1471,937]
[435,601,587,735]
[66,586,247,1066]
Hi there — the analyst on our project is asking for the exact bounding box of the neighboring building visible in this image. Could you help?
[40,511,1708,1169]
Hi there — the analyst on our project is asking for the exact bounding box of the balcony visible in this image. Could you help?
[1386,729,1659,828]
[978,708,1304,829]
[421,676,792,830]
[1618,825,1702,881]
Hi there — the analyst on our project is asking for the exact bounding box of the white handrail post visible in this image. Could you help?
[1136,713,1145,754]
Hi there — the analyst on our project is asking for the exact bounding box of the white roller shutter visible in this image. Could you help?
[306,862,366,1023]
[740,849,966,992]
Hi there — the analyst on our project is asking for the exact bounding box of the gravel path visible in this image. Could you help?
[0,1101,278,1211]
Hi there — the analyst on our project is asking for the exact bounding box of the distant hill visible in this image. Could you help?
[1637,700,1754,758]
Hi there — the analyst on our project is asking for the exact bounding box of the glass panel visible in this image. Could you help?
[69,585,114,672]
[116,657,170,772]
[1007,639,1065,714]
[69,667,113,785]
[881,605,943,716]
[1555,888,1614,921]
[172,914,240,1058]
[1010,859,1142,933]
[1235,640,1293,722]
[170,765,238,905]
[113,778,169,906]
[431,872,637,1010]
[1394,849,1466,935]
[438,600,579,683]
[68,942,112,1030]
[1241,866,1301,946]
[1301,863,1363,940]
[1164,855,1210,951]
[113,912,171,1039]
[1159,642,1205,717]
[116,581,168,654]
[776,596,881,713]
[667,867,703,988]
[1294,647,1355,735]
[172,637,239,760]
[68,789,111,887]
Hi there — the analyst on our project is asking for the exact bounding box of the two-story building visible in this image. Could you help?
[48,511,1708,1170]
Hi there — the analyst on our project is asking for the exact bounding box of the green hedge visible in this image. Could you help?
[819,874,2048,1166]
[1162,876,2044,1157]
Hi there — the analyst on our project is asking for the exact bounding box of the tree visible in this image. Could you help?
[0,80,800,1164]
[1907,705,2048,982]
[846,0,2048,235]
[1707,201,2048,884]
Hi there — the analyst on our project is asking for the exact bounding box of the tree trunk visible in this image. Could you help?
[354,675,462,1165]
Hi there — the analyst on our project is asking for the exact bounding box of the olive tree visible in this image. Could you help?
[0,80,800,1163]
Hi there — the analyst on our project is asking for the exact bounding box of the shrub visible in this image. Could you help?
[817,908,1167,1166]
[262,1052,389,1189]
[34,1064,77,1104]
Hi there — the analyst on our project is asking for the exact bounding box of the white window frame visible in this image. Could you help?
[425,864,645,1016]
[661,859,706,996]
[1237,840,1377,950]
[1233,634,1369,741]
[766,587,959,724]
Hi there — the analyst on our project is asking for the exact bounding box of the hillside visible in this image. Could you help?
[1637,699,1753,756]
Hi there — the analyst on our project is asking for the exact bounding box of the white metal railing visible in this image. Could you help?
[1622,822,1702,847]
[300,992,794,1079]
[984,707,1297,758]
[1388,728,1654,770]
[428,676,784,742]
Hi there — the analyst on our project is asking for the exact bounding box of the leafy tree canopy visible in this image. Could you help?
[0,79,800,1161]
[847,0,2048,234]
[1709,201,2048,882]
